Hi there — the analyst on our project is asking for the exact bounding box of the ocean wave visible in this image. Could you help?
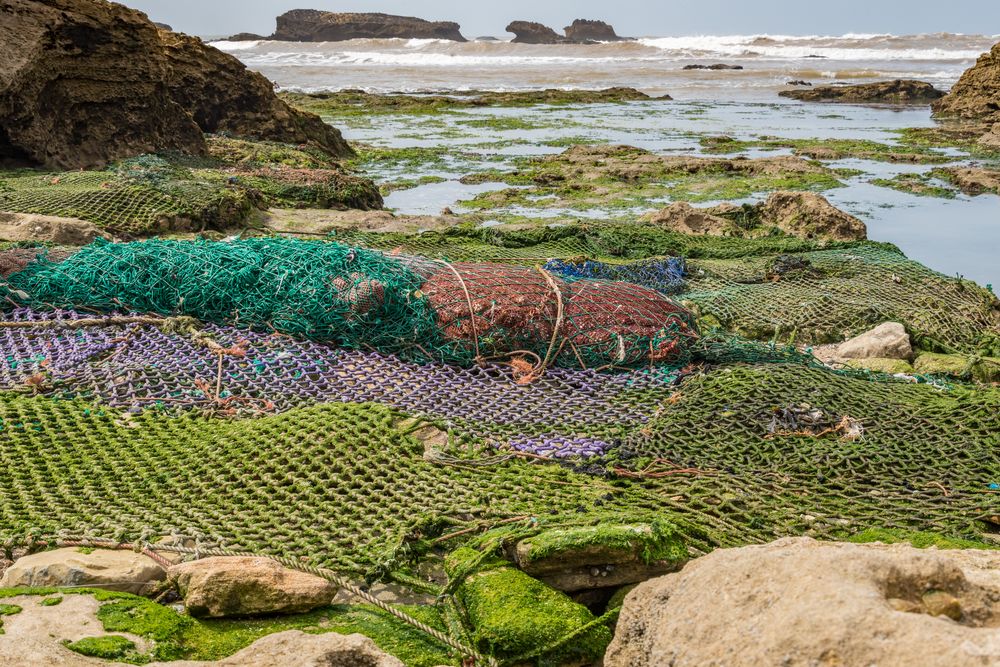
[637,35,988,61]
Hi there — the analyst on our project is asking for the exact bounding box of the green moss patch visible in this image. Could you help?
[699,135,954,164]
[914,352,1000,383]
[871,172,958,199]
[849,528,999,550]
[845,358,915,374]
[40,596,63,607]
[518,521,688,569]
[65,635,140,661]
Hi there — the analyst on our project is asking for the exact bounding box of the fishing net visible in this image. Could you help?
[334,225,1000,355]
[1,238,699,372]
[543,257,687,295]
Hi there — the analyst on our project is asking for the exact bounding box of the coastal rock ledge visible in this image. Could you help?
[564,19,629,42]
[272,10,467,42]
[933,40,1000,123]
[779,79,946,104]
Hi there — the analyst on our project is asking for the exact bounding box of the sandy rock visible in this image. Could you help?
[0,548,165,595]
[979,123,1000,149]
[933,41,1000,123]
[942,166,1000,195]
[153,630,404,667]
[605,537,1000,667]
[641,202,738,236]
[272,10,466,42]
[780,79,946,104]
[836,322,912,360]
[506,21,565,44]
[0,212,110,245]
[758,191,867,241]
[564,20,628,43]
[168,556,337,618]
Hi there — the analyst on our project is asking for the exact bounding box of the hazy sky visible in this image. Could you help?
[120,1,1000,39]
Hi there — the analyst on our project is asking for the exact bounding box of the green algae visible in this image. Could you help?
[65,635,140,661]
[699,135,954,164]
[871,172,958,199]
[0,603,22,635]
[913,352,1000,383]
[518,521,688,567]
[849,528,999,550]
[845,358,915,375]
[39,596,63,606]
[445,547,612,666]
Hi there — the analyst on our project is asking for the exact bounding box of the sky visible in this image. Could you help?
[120,0,1000,39]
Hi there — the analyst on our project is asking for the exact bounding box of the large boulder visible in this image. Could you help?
[506,21,565,44]
[158,31,351,158]
[836,322,913,360]
[564,19,628,43]
[641,202,739,236]
[0,547,166,595]
[0,0,205,169]
[933,41,1000,123]
[606,537,1000,667]
[758,191,867,241]
[271,10,466,42]
[168,556,337,618]
[0,0,353,171]
[153,631,404,667]
[780,79,946,104]
[979,123,1000,150]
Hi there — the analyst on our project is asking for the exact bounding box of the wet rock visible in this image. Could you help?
[0,548,165,596]
[168,556,337,618]
[641,202,739,236]
[780,79,946,104]
[837,322,913,361]
[153,631,404,667]
[225,33,269,42]
[605,537,1000,667]
[941,166,1000,195]
[683,64,744,70]
[564,19,629,43]
[0,0,205,169]
[159,31,353,159]
[0,212,110,246]
[272,10,466,42]
[512,523,688,593]
[758,191,867,241]
[933,41,1000,123]
[787,80,813,86]
[506,21,565,44]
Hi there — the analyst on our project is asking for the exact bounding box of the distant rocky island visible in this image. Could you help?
[224,11,630,44]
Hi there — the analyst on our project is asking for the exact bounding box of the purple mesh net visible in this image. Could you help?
[0,309,681,458]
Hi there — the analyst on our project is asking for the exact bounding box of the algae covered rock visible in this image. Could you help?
[933,41,1000,123]
[914,352,1000,383]
[513,522,688,592]
[844,358,915,375]
[168,556,337,618]
[445,547,612,663]
[779,79,946,104]
[641,203,740,236]
[606,537,1000,667]
[272,10,467,42]
[0,547,166,595]
[758,191,867,241]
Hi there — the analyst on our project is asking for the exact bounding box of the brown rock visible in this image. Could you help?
[272,10,466,42]
[506,21,565,44]
[169,556,337,617]
[563,19,628,43]
[836,322,913,361]
[979,124,1000,150]
[933,41,1000,123]
[0,212,110,246]
[606,537,1000,667]
[758,191,867,241]
[0,547,166,595]
[153,630,404,667]
[780,79,946,104]
[641,202,739,236]
[683,64,744,70]
[224,32,269,42]
[0,0,205,169]
[942,166,1000,195]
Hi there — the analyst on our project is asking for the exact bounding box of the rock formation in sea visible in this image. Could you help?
[779,79,946,104]
[932,41,1000,124]
[271,10,467,42]
[506,20,565,44]
[0,0,352,170]
[563,19,628,42]
[226,32,269,41]
[684,64,744,70]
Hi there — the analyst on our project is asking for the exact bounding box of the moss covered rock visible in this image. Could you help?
[845,358,915,375]
[913,352,1000,382]
[445,547,612,664]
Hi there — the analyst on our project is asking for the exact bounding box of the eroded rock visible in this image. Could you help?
[168,556,337,618]
[272,10,466,42]
[837,322,913,360]
[941,166,1000,195]
[933,41,1000,123]
[979,123,1000,150]
[758,191,867,241]
[780,79,946,104]
[0,212,110,246]
[641,203,739,236]
[0,548,165,596]
[605,537,1000,667]
[563,19,628,43]
[506,21,565,44]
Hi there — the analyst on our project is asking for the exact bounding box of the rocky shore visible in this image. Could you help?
[507,18,629,44]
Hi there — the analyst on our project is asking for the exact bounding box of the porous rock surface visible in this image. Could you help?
[933,41,1000,123]
[758,190,867,241]
[563,19,627,42]
[979,123,1000,149]
[0,0,352,170]
[506,21,565,44]
[0,212,109,245]
[642,203,738,236]
[272,10,466,42]
[942,166,1000,195]
[0,547,165,595]
[837,322,913,360]
[605,537,1000,667]
[780,79,946,104]
[168,556,337,617]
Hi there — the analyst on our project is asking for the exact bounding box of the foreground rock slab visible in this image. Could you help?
[606,537,1000,667]
[168,556,337,617]
[780,79,946,104]
[153,631,404,667]
[0,548,165,595]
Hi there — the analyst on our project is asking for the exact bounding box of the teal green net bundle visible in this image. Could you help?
[2,238,699,371]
